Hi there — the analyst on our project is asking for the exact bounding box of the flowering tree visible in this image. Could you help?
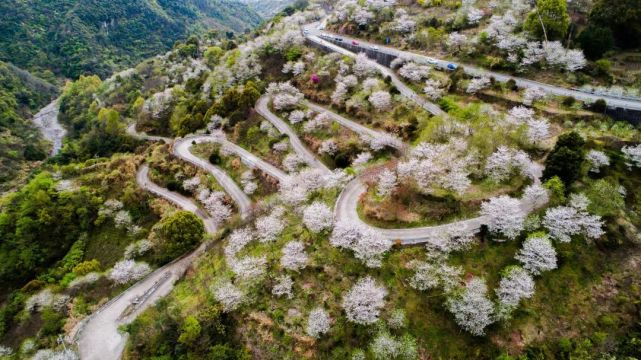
[377,169,398,197]
[515,234,558,275]
[526,118,550,145]
[255,214,285,242]
[224,227,254,260]
[272,275,294,298]
[331,221,392,267]
[352,7,375,25]
[363,77,380,92]
[229,256,267,280]
[523,87,546,105]
[281,241,309,271]
[198,190,232,226]
[447,277,495,336]
[353,152,373,167]
[466,77,491,94]
[484,146,537,182]
[306,308,331,338]
[496,266,535,308]
[586,150,610,173]
[369,91,392,111]
[289,110,306,124]
[423,79,445,100]
[397,139,474,195]
[398,62,431,82]
[213,281,244,312]
[182,176,201,192]
[109,260,151,285]
[522,184,550,207]
[391,9,416,33]
[622,144,641,168]
[410,259,463,293]
[342,276,388,325]
[542,198,604,242]
[319,139,338,156]
[303,201,333,233]
[447,32,468,52]
[480,195,525,240]
[268,82,305,110]
[506,106,535,125]
[353,53,377,77]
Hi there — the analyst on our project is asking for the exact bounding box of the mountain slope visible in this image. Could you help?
[0,0,262,79]
[0,62,58,192]
[239,0,300,18]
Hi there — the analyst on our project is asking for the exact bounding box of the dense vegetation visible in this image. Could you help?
[1,1,641,359]
[0,0,262,79]
[0,61,57,192]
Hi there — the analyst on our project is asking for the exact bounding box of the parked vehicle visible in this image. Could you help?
[447,63,458,70]
[371,45,380,50]
[352,40,359,46]
[336,37,343,42]
[426,57,438,65]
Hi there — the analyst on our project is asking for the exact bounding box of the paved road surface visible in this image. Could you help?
[32,99,67,155]
[304,32,445,116]
[73,165,217,360]
[127,124,253,218]
[334,177,546,245]
[304,24,641,111]
[126,123,171,143]
[304,101,406,152]
[174,134,289,183]
[256,95,332,174]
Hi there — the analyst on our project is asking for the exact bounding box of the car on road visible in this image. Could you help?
[335,37,343,42]
[352,40,359,46]
[446,63,458,70]
[371,45,380,50]
[426,57,438,65]
[303,29,309,35]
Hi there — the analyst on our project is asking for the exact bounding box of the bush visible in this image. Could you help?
[543,132,585,186]
[578,25,614,60]
[506,79,518,91]
[154,211,205,264]
[209,151,222,165]
[594,59,612,75]
[40,308,65,336]
[591,99,607,113]
[73,259,101,275]
[562,96,576,107]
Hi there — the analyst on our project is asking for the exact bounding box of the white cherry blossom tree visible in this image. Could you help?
[342,276,388,325]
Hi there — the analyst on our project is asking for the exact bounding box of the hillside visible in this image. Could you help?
[0,0,262,79]
[1,1,641,359]
[240,0,300,18]
[0,62,58,193]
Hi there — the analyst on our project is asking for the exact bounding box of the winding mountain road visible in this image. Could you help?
[303,101,406,152]
[256,95,332,174]
[73,165,217,360]
[335,176,547,245]
[32,99,67,155]
[174,134,289,183]
[304,31,445,116]
[303,24,641,112]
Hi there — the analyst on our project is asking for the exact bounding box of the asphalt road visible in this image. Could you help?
[73,165,217,360]
[303,31,445,116]
[256,95,332,174]
[303,23,641,111]
[174,134,289,183]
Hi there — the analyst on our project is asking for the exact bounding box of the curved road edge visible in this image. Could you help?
[256,95,332,174]
[72,165,217,360]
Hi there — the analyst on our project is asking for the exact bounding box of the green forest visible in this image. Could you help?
[0,0,262,79]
